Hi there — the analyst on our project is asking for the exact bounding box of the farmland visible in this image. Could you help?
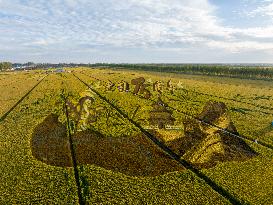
[0,67,273,204]
[0,71,45,116]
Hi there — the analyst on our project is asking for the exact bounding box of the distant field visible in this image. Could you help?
[0,68,272,204]
[0,71,45,116]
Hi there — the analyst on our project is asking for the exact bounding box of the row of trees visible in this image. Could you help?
[92,63,273,80]
[2,61,273,80]
[0,62,12,71]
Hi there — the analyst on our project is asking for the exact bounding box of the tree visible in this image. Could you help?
[0,62,12,71]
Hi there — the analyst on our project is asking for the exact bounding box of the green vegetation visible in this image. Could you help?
[92,63,273,80]
[0,62,12,71]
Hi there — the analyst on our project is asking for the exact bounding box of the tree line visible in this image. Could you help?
[2,61,273,80]
[0,62,12,71]
[92,63,273,80]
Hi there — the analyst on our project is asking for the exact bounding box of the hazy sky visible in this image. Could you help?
[0,0,273,63]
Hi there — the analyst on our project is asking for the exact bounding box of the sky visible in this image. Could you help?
[0,0,273,63]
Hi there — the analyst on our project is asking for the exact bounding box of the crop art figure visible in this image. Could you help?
[66,96,94,123]
[153,81,163,94]
[105,80,115,91]
[149,98,175,129]
[131,77,151,99]
[166,79,175,94]
[117,80,130,92]
[66,96,103,129]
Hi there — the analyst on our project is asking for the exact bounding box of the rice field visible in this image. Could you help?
[0,68,272,204]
